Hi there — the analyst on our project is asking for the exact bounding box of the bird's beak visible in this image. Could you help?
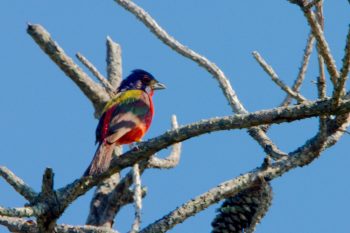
[152,82,166,90]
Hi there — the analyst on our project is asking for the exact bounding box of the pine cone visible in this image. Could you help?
[211,178,272,233]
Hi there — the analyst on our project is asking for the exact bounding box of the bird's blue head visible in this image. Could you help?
[117,69,166,95]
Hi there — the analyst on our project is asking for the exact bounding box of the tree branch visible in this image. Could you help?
[139,112,350,233]
[76,53,115,96]
[0,216,37,233]
[0,216,120,233]
[252,51,307,103]
[300,4,340,84]
[281,32,315,106]
[114,0,245,113]
[85,173,121,227]
[314,0,328,135]
[114,0,287,161]
[147,115,182,169]
[333,25,350,106]
[0,206,36,218]
[140,174,257,233]
[106,36,122,89]
[41,168,54,197]
[0,166,37,203]
[56,224,119,233]
[26,24,110,115]
[55,97,350,212]
[130,163,142,233]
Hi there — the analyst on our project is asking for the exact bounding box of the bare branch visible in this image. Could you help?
[333,26,350,106]
[130,163,142,233]
[140,112,350,233]
[0,216,37,233]
[0,206,36,218]
[55,97,350,210]
[148,115,182,169]
[114,0,245,113]
[317,60,327,99]
[37,168,61,233]
[315,0,326,100]
[56,224,119,233]
[282,33,315,106]
[86,173,121,227]
[41,168,54,197]
[76,53,115,96]
[252,51,307,103]
[0,166,37,202]
[0,216,120,233]
[315,1,328,134]
[301,6,340,84]
[114,0,286,162]
[106,36,122,89]
[87,166,144,227]
[140,174,257,233]
[26,24,110,114]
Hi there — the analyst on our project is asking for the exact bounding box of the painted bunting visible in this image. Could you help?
[84,69,166,176]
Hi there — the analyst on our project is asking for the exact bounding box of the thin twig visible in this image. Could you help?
[261,32,315,132]
[281,32,315,106]
[106,36,122,89]
[301,5,340,85]
[114,0,244,113]
[76,53,115,96]
[27,24,110,115]
[0,166,37,202]
[338,129,350,135]
[315,0,326,100]
[333,26,350,106]
[315,1,328,134]
[252,51,307,103]
[130,163,142,233]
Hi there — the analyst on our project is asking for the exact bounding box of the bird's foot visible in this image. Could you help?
[129,142,141,151]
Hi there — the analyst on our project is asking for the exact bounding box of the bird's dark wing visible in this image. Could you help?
[95,90,153,144]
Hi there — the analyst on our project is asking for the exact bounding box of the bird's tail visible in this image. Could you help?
[84,141,115,176]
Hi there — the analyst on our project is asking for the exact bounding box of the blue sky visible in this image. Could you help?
[0,1,349,232]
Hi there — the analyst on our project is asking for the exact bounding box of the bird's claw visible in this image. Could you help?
[129,142,141,151]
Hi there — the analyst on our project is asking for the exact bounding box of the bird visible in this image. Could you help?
[84,69,166,176]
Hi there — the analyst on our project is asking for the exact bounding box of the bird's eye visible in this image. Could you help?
[142,75,151,83]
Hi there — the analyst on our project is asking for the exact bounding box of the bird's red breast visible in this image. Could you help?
[96,89,154,145]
